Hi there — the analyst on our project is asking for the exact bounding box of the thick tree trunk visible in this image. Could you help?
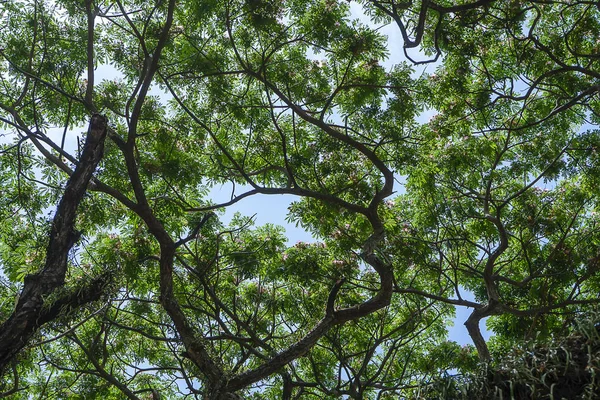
[0,114,108,372]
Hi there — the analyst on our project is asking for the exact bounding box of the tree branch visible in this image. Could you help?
[0,114,108,372]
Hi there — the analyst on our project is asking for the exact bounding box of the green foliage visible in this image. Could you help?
[0,0,599,398]
[423,312,600,400]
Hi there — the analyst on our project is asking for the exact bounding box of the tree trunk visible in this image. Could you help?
[465,309,491,361]
[0,114,108,372]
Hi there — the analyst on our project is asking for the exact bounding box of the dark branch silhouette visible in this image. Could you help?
[0,114,108,372]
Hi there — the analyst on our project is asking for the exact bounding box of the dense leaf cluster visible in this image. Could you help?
[422,312,600,399]
[0,0,599,398]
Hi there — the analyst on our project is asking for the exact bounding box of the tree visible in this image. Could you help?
[0,0,598,398]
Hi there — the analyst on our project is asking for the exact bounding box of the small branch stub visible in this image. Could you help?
[326,278,346,317]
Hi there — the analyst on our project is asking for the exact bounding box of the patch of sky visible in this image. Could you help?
[348,1,442,70]
[208,182,314,244]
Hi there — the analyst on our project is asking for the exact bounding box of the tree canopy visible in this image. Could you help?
[0,0,599,398]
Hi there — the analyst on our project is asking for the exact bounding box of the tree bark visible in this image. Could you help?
[0,114,108,372]
[465,308,492,361]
